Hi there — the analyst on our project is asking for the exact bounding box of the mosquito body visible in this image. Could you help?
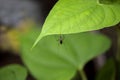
[59,35,64,45]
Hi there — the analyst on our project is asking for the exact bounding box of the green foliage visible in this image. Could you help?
[21,28,111,80]
[0,64,27,80]
[96,59,116,80]
[33,0,120,47]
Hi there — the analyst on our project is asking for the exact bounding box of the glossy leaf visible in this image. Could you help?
[0,64,27,80]
[96,59,116,80]
[34,0,120,47]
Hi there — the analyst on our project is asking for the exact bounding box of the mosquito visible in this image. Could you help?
[59,35,64,45]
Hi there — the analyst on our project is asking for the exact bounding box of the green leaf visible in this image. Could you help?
[21,28,111,80]
[33,0,120,47]
[0,64,27,80]
[96,59,116,80]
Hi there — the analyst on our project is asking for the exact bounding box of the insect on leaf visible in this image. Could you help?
[21,28,111,80]
[33,0,120,47]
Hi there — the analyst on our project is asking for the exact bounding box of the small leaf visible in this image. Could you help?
[0,64,27,80]
[96,59,116,80]
[21,28,111,80]
[33,0,120,47]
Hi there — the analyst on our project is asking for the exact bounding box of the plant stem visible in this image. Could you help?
[116,26,120,62]
[115,25,120,80]
[79,70,87,80]
[98,0,115,5]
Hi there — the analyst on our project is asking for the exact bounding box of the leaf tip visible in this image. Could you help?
[31,34,43,50]
[31,40,39,50]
